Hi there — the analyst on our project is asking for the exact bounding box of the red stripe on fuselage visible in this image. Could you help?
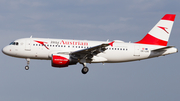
[135,34,168,46]
[34,40,49,50]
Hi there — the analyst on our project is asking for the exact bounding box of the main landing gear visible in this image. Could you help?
[82,67,89,74]
[81,63,89,74]
[25,58,30,70]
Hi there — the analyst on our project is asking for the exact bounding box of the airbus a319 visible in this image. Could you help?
[2,14,178,74]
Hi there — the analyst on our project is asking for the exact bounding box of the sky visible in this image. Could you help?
[0,0,180,101]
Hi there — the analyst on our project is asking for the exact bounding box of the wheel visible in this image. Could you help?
[81,67,89,74]
[25,66,29,70]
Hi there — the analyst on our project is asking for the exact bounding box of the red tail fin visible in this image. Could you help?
[136,14,176,46]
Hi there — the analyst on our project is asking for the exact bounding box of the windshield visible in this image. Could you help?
[9,42,19,45]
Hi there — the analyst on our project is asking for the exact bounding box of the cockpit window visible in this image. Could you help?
[9,42,15,45]
[9,42,19,45]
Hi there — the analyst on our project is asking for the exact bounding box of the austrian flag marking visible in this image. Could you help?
[142,48,148,50]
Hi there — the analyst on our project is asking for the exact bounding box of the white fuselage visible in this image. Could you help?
[2,38,178,63]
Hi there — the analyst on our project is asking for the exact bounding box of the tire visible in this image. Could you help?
[25,66,29,70]
[81,67,89,74]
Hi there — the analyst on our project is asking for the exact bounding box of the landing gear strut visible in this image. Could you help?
[25,58,30,70]
[81,63,89,74]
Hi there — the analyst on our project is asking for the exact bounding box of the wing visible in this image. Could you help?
[70,41,114,62]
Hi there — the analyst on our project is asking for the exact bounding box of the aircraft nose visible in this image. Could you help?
[2,47,6,54]
[2,46,9,55]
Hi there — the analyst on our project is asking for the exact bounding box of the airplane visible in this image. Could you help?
[2,14,178,74]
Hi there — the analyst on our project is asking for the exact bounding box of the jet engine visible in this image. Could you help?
[51,54,78,68]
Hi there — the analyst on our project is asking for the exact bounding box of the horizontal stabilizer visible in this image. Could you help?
[152,46,175,51]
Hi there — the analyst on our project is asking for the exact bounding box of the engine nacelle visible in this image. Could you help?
[51,54,78,68]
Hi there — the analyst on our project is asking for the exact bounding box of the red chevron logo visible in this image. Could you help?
[158,26,169,34]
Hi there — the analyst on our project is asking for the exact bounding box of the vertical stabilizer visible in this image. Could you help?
[136,14,176,46]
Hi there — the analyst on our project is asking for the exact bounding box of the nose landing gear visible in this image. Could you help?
[25,65,29,70]
[25,58,30,70]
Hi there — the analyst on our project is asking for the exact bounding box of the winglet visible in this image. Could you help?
[109,41,115,46]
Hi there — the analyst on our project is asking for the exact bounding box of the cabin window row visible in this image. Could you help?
[33,44,90,48]
[33,44,128,51]
[106,48,128,51]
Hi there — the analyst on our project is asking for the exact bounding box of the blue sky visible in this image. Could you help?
[0,0,180,101]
